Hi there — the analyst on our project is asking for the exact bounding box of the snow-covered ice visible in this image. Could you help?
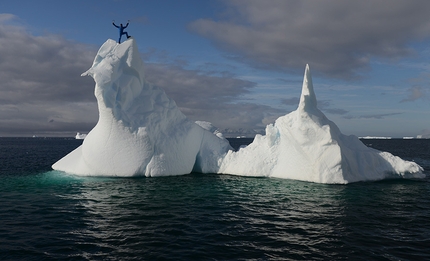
[217,65,424,183]
[53,38,424,183]
[52,38,231,176]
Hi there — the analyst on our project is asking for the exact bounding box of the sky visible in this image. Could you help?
[0,0,430,138]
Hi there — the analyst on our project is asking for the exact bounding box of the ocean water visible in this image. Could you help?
[0,138,429,260]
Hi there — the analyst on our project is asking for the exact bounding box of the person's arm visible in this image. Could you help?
[112,20,119,28]
[124,20,129,28]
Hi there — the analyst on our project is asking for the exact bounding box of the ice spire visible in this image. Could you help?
[217,63,424,183]
[298,64,317,112]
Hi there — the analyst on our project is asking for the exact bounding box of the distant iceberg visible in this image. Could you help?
[52,38,424,183]
[75,132,87,140]
[360,136,392,139]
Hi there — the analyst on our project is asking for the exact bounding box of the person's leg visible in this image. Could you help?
[125,32,130,38]
[118,35,122,43]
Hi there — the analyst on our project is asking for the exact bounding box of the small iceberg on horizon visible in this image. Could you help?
[75,132,87,140]
[52,38,424,184]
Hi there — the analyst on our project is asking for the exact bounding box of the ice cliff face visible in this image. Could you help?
[52,38,231,176]
[53,38,424,183]
[217,65,424,183]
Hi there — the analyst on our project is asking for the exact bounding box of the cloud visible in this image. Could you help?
[0,16,98,136]
[325,108,349,115]
[144,64,254,104]
[344,112,402,120]
[280,97,299,106]
[0,14,285,136]
[315,100,348,115]
[0,13,16,22]
[281,96,349,115]
[0,102,98,136]
[189,0,430,79]
[144,63,284,131]
[400,86,429,102]
[0,24,96,104]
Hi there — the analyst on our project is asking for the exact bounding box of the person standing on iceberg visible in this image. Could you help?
[112,20,131,43]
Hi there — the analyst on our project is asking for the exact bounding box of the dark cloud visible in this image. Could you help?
[189,0,430,79]
[144,64,254,104]
[144,63,284,131]
[316,100,349,115]
[344,112,402,120]
[280,97,299,106]
[0,101,98,136]
[0,21,97,104]
[0,16,99,136]
[317,100,331,109]
[325,108,349,115]
[0,15,286,136]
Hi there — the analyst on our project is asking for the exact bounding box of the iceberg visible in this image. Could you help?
[53,38,424,183]
[217,65,424,183]
[52,38,231,176]
[75,132,87,139]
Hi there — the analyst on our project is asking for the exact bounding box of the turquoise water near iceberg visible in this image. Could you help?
[1,138,430,260]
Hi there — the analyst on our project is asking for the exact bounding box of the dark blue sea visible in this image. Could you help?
[1,137,429,260]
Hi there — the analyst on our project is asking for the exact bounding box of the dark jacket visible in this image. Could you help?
[112,22,129,34]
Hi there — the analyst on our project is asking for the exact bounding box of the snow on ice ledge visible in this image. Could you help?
[52,38,424,184]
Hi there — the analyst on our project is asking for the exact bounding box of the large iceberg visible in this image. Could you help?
[53,38,424,183]
[217,65,424,183]
[52,38,231,176]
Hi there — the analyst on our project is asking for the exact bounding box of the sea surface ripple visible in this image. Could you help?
[0,138,429,260]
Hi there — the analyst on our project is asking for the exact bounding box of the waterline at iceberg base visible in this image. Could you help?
[52,38,424,184]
